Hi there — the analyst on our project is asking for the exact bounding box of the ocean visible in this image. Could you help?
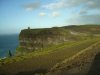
[0,34,19,58]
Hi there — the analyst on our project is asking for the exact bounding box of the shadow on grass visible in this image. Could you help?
[87,52,100,75]
[15,69,47,75]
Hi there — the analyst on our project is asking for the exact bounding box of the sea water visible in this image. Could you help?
[0,34,19,58]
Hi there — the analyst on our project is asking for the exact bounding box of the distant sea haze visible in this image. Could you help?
[0,34,19,58]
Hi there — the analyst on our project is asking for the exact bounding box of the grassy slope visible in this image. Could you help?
[20,25,100,38]
[0,38,99,75]
[0,25,100,75]
[63,25,100,34]
[19,27,69,39]
[45,40,100,75]
[18,27,72,53]
[18,25,100,53]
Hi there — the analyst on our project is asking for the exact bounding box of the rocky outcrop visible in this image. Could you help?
[17,27,74,52]
[17,25,100,53]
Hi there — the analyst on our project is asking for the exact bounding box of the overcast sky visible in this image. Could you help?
[0,0,100,34]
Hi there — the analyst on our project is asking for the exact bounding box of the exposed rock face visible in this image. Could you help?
[17,25,100,53]
[18,27,72,52]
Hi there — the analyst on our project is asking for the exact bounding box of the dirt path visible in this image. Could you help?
[87,52,100,75]
[45,41,100,75]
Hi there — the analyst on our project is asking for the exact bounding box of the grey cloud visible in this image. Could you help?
[78,0,100,15]
[80,14,100,24]
[85,0,100,9]
[42,0,88,10]
[22,0,100,12]
[42,0,100,11]
[23,1,40,11]
[67,14,100,25]
[79,9,88,15]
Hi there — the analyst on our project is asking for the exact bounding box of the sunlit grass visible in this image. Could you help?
[0,38,99,66]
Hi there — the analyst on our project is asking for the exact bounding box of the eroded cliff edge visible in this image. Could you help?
[17,27,75,53]
[0,25,100,75]
[16,25,100,54]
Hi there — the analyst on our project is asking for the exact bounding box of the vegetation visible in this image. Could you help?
[63,24,100,34]
[0,25,100,75]
[0,38,100,75]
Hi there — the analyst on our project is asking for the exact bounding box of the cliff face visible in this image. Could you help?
[17,25,100,53]
[18,27,73,52]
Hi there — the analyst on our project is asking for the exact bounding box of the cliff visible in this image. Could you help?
[17,25,100,54]
[0,25,100,75]
[17,27,74,53]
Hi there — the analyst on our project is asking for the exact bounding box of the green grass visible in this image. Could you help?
[0,39,97,65]
[19,27,70,39]
[0,25,100,75]
[45,40,100,75]
[0,38,99,75]
[64,24,100,34]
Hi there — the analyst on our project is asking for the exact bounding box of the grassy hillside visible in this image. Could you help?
[63,25,100,34]
[18,25,100,53]
[0,25,100,75]
[18,27,75,52]
[19,27,70,39]
[44,40,100,75]
[0,38,99,75]
[20,25,100,38]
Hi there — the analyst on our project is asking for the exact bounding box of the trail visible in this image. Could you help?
[45,41,100,75]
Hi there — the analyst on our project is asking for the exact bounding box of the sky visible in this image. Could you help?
[0,0,100,34]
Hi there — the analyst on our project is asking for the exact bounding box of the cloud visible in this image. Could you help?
[79,9,87,15]
[39,11,60,17]
[42,0,85,10]
[42,0,67,10]
[39,12,46,16]
[85,0,100,9]
[42,0,100,11]
[52,12,60,17]
[23,1,40,11]
[67,13,100,25]
[80,14,100,24]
